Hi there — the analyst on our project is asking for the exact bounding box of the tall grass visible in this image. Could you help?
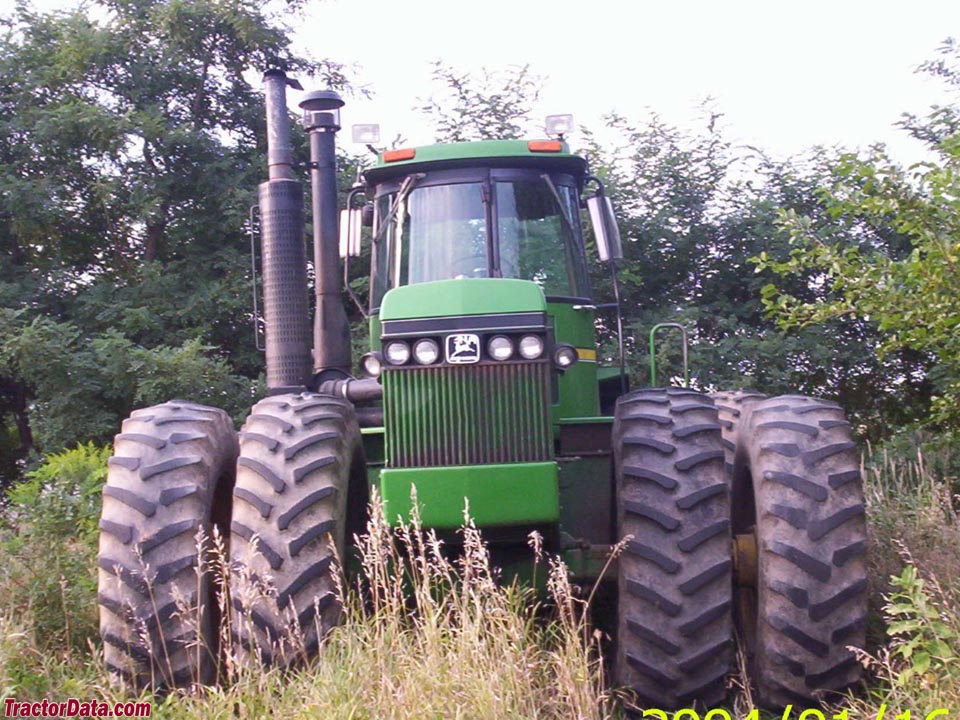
[2,442,958,716]
[847,445,960,713]
[220,497,613,719]
[0,443,106,653]
[864,447,960,597]
[2,479,613,719]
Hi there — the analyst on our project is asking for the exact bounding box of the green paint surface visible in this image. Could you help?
[378,139,573,166]
[380,278,547,321]
[547,301,599,418]
[558,416,613,425]
[379,462,559,529]
[365,140,587,183]
[369,314,382,352]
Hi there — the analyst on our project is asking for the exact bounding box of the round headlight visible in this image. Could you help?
[413,338,440,365]
[518,335,545,360]
[487,335,514,361]
[553,344,578,368]
[384,341,410,365]
[360,352,383,377]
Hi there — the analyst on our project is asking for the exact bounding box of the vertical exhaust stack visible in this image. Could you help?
[259,69,312,393]
[300,90,352,383]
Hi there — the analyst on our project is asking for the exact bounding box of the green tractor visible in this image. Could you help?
[97,70,868,708]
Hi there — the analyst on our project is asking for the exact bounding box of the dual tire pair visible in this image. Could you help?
[97,393,360,690]
[614,389,867,708]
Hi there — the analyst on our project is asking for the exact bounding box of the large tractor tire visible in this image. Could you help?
[712,390,766,532]
[98,401,238,691]
[613,388,732,708]
[229,392,362,667]
[711,390,767,475]
[735,395,867,707]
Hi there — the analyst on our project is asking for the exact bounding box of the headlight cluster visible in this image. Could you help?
[487,335,513,361]
[383,339,440,366]
[482,333,546,362]
[381,333,548,366]
[360,352,383,377]
[518,335,545,360]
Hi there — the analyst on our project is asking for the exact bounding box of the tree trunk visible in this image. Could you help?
[13,381,33,456]
[144,200,170,263]
[0,377,34,459]
[141,140,170,263]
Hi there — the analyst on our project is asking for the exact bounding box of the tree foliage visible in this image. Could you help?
[2,4,951,490]
[0,0,344,480]
[759,40,960,429]
[577,113,925,435]
[418,62,543,142]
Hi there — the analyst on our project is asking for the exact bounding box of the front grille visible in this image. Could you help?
[382,362,553,468]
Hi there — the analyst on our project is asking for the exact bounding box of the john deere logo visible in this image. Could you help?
[446,333,480,364]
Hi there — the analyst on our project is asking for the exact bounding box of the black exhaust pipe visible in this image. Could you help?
[259,69,312,393]
[300,90,352,383]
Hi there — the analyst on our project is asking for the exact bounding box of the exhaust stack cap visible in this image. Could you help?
[300,90,344,131]
[263,68,304,91]
[262,69,303,181]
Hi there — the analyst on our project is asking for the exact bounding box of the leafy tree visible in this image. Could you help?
[758,40,960,430]
[0,0,348,478]
[578,112,920,434]
[418,61,543,142]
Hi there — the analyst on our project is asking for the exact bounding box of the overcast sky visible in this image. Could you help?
[295,0,960,166]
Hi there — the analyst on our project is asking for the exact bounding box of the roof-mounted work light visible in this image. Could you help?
[545,114,575,139]
[352,124,381,144]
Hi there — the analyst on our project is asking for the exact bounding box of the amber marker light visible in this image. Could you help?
[383,148,416,162]
[527,140,563,153]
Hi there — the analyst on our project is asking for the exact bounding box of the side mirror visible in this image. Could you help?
[586,193,623,262]
[339,207,362,258]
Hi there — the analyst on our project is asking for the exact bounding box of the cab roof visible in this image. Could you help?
[363,139,588,185]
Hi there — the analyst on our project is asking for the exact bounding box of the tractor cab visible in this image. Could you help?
[364,140,591,303]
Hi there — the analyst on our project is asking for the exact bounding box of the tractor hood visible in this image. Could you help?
[379,279,547,321]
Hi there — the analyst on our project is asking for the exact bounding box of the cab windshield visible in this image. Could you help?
[371,171,590,309]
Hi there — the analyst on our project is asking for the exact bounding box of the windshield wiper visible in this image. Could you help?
[373,173,425,245]
[540,173,579,240]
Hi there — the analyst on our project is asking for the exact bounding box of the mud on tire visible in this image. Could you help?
[229,392,362,667]
[98,401,238,691]
[613,387,732,708]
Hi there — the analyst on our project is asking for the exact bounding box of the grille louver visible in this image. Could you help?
[383,362,552,468]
